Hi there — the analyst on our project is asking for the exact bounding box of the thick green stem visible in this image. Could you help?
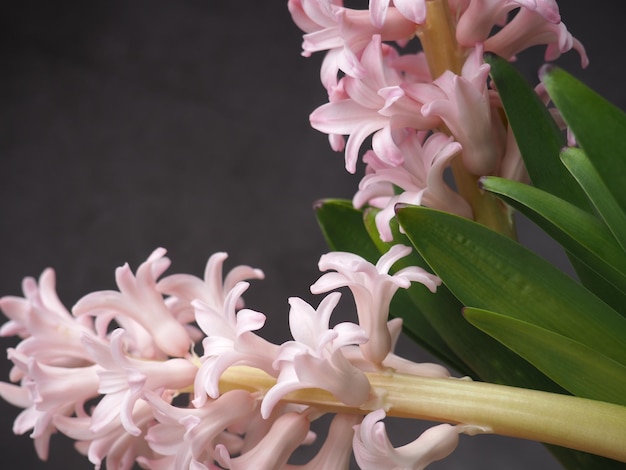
[219,365,626,463]
[416,0,516,239]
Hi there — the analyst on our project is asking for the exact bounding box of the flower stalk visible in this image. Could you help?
[220,365,626,463]
[416,0,464,77]
[417,0,516,238]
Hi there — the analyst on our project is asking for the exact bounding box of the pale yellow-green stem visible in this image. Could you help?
[219,365,626,463]
[416,0,516,239]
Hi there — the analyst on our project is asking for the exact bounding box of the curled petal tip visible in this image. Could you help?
[393,202,411,214]
[538,63,556,81]
[477,176,489,190]
[313,199,326,211]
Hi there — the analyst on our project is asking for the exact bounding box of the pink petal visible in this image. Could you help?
[393,0,427,24]
[353,409,462,469]
[369,0,389,28]
[218,412,310,469]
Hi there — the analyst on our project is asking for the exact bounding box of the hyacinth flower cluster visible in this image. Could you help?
[3,0,626,469]
[291,0,587,239]
[0,246,481,469]
[2,247,624,469]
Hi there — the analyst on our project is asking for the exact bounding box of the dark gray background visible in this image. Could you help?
[1,1,623,469]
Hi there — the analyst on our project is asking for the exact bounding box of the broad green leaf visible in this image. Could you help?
[388,283,469,373]
[456,57,626,470]
[391,207,626,469]
[464,307,626,468]
[464,307,626,406]
[484,54,590,209]
[571,259,626,315]
[561,147,626,251]
[395,206,626,367]
[480,176,626,298]
[362,209,562,389]
[487,55,620,311]
[314,200,460,369]
[541,66,626,213]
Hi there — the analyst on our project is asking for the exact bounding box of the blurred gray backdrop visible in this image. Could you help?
[1,1,624,469]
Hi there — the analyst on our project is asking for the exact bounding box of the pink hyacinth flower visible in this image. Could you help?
[369,0,427,28]
[215,411,311,470]
[7,349,100,414]
[72,248,192,358]
[343,317,451,378]
[261,292,371,418]
[484,8,588,66]
[353,409,462,469]
[143,389,257,469]
[456,0,561,47]
[192,281,279,407]
[289,0,417,59]
[285,413,362,469]
[310,35,440,173]
[311,245,441,366]
[421,45,505,177]
[0,269,98,370]
[81,329,197,436]
[157,251,264,314]
[353,131,470,241]
[2,347,101,460]
[0,380,65,460]
[54,397,158,470]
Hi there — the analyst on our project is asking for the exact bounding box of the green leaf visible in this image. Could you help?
[461,57,626,470]
[395,205,626,367]
[541,66,626,213]
[362,209,562,389]
[464,307,626,406]
[314,199,381,263]
[561,147,626,251]
[480,176,626,299]
[484,54,590,209]
[487,55,622,310]
[571,259,626,315]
